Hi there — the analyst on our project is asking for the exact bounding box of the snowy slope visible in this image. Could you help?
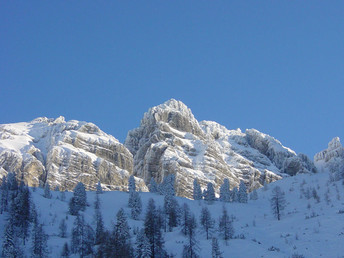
[1,170,343,257]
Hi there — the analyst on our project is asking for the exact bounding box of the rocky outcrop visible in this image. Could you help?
[0,117,147,191]
[125,99,315,198]
[314,137,344,173]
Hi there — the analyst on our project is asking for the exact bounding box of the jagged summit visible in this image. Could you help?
[314,137,344,173]
[125,99,316,198]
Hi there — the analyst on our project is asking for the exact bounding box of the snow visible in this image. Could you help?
[1,171,344,257]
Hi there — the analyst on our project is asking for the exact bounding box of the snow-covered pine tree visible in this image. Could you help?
[182,213,199,258]
[164,193,179,231]
[128,175,136,208]
[96,181,103,194]
[69,182,87,215]
[231,187,239,202]
[59,219,67,238]
[159,174,175,196]
[134,229,152,258]
[211,237,223,258]
[31,222,49,257]
[71,214,85,255]
[148,177,158,193]
[200,206,214,240]
[238,181,248,203]
[1,220,22,258]
[218,207,234,241]
[181,203,191,236]
[144,198,166,258]
[270,186,286,221]
[113,208,132,257]
[204,182,216,203]
[219,178,230,203]
[7,172,18,192]
[250,189,258,200]
[131,192,142,220]
[193,179,202,201]
[0,176,9,214]
[61,242,70,258]
[94,194,105,245]
[43,182,52,199]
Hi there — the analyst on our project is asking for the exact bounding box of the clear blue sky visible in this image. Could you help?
[1,1,343,158]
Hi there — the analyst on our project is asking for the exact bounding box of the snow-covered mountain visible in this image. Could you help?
[0,116,146,191]
[125,99,316,198]
[314,137,344,174]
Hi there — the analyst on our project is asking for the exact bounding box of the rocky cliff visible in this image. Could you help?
[125,99,316,198]
[314,137,344,174]
[0,116,146,191]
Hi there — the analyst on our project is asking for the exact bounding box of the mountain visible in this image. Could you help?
[125,99,316,198]
[314,137,344,174]
[0,116,146,191]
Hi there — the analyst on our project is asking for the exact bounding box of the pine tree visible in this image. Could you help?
[159,174,175,196]
[71,214,85,255]
[96,181,103,194]
[131,192,142,220]
[219,179,230,203]
[94,194,105,245]
[1,220,21,258]
[128,175,136,208]
[250,189,258,200]
[181,203,191,236]
[211,237,223,258]
[200,206,214,240]
[164,193,179,231]
[231,187,239,202]
[0,176,9,214]
[144,198,166,258]
[61,242,70,258]
[31,223,49,258]
[7,172,18,192]
[59,219,67,238]
[113,208,132,257]
[182,213,199,258]
[193,179,202,201]
[218,207,234,241]
[204,182,216,203]
[69,182,87,215]
[135,229,152,258]
[270,186,286,221]
[43,182,52,199]
[238,181,248,203]
[149,177,158,193]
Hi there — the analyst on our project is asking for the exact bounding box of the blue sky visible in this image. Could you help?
[1,1,343,158]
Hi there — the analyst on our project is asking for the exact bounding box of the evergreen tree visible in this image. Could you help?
[96,181,103,194]
[231,187,239,202]
[43,182,52,199]
[71,214,85,255]
[238,181,248,203]
[270,186,286,221]
[94,194,105,245]
[204,182,216,203]
[250,189,258,200]
[218,207,234,241]
[0,176,9,214]
[149,177,158,193]
[181,203,191,236]
[69,182,87,215]
[159,174,175,196]
[135,229,152,258]
[219,179,230,203]
[164,193,179,231]
[59,219,67,238]
[128,175,137,208]
[1,220,22,258]
[31,222,49,258]
[200,206,214,240]
[113,208,132,257]
[182,213,199,258]
[193,179,202,201]
[211,237,223,258]
[61,242,70,258]
[131,192,142,220]
[7,172,18,192]
[144,198,166,258]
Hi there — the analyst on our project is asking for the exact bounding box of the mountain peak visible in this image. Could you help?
[328,137,342,151]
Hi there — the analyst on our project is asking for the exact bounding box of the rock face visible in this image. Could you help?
[0,117,146,191]
[125,99,316,198]
[314,137,344,173]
